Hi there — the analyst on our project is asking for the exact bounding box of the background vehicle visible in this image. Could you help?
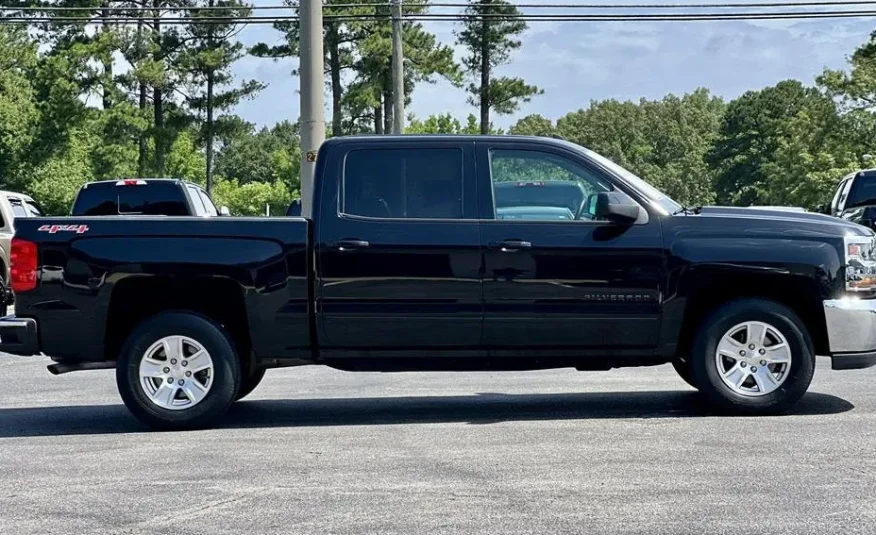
[496,205,574,220]
[0,191,41,305]
[71,178,230,217]
[493,180,589,214]
[285,199,302,216]
[819,169,876,229]
[3,135,876,430]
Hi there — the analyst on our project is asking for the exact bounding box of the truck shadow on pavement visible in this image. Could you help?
[0,390,855,437]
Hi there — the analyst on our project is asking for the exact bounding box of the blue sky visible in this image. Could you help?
[228,2,876,130]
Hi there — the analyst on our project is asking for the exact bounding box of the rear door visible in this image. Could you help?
[316,140,482,351]
[476,140,664,350]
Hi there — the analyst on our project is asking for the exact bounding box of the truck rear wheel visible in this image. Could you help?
[689,298,815,415]
[116,312,241,430]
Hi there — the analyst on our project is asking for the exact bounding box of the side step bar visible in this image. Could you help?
[47,361,116,375]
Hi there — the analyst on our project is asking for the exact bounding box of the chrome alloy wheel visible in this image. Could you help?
[139,335,214,410]
[715,321,792,397]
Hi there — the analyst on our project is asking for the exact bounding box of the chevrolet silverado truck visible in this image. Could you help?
[2,135,876,430]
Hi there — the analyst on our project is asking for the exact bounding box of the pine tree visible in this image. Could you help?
[455,0,541,134]
[180,0,264,193]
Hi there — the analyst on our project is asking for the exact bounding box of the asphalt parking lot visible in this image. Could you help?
[1,356,876,535]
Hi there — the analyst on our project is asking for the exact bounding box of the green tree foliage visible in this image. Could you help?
[215,121,300,188]
[212,177,294,216]
[0,27,40,190]
[7,11,876,217]
[456,0,541,134]
[509,114,556,137]
[405,113,502,134]
[555,89,723,206]
[709,80,858,208]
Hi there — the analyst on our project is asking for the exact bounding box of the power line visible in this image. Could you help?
[5,10,876,24]
[7,0,876,11]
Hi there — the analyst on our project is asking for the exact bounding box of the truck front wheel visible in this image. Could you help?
[116,312,241,430]
[236,367,266,401]
[689,298,815,415]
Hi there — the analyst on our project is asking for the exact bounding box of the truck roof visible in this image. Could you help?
[81,178,189,189]
[324,134,564,145]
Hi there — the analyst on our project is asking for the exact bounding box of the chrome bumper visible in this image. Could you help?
[824,298,876,370]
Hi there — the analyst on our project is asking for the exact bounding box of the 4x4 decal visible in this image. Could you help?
[37,224,90,234]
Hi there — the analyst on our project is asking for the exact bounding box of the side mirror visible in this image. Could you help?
[816,204,830,215]
[594,191,641,224]
[219,206,231,216]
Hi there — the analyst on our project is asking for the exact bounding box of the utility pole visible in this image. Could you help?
[391,0,405,134]
[299,0,325,217]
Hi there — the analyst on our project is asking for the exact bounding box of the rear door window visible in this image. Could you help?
[342,148,465,219]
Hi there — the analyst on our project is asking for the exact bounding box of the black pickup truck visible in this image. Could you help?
[3,135,876,430]
[820,168,876,230]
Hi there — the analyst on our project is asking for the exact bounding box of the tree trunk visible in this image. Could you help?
[479,0,491,135]
[383,82,393,135]
[327,24,343,137]
[206,70,214,194]
[137,16,147,177]
[205,0,216,194]
[100,5,112,110]
[152,0,165,175]
[374,103,383,135]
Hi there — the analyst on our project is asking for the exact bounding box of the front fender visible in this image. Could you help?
[657,236,843,357]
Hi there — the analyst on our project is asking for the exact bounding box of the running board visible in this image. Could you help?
[47,361,116,375]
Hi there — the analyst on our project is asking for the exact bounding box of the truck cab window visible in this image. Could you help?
[489,149,612,221]
[186,186,207,216]
[343,148,464,219]
[9,200,27,218]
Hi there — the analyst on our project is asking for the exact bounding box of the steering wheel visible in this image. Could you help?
[574,194,597,221]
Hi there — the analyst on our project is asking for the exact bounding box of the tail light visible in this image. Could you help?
[10,238,38,293]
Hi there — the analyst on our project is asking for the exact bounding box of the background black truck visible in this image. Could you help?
[2,135,876,430]
[820,168,876,230]
[71,178,229,217]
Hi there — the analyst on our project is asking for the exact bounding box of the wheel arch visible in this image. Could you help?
[105,275,252,367]
[668,267,829,360]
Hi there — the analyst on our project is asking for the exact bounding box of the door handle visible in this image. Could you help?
[490,239,532,252]
[336,239,370,251]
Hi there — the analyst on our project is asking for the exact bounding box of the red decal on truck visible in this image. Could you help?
[37,224,90,234]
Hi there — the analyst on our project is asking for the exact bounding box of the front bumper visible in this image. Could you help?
[824,298,876,370]
[0,316,39,356]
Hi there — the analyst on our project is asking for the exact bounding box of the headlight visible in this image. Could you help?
[844,235,876,291]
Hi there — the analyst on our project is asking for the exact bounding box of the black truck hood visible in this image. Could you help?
[690,206,874,237]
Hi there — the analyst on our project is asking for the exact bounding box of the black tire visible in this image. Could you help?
[236,367,266,401]
[689,298,815,415]
[116,311,241,431]
[671,357,697,389]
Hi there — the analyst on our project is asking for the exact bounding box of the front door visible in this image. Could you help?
[317,141,482,351]
[476,142,664,350]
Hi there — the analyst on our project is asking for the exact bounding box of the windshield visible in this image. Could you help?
[846,174,876,210]
[575,145,683,215]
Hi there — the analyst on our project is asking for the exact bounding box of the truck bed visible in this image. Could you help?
[10,216,311,363]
